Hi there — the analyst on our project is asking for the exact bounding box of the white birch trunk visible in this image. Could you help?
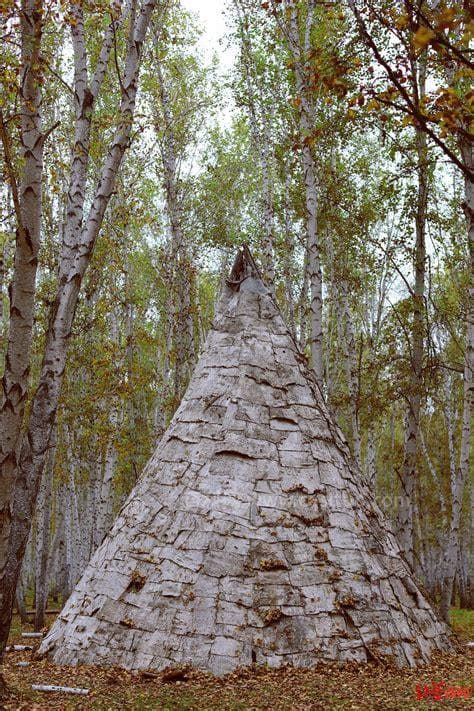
[0,0,160,653]
[66,453,82,593]
[298,248,309,352]
[234,0,275,286]
[365,429,377,489]
[154,54,196,398]
[34,427,56,630]
[324,229,337,406]
[440,360,472,620]
[283,169,297,339]
[63,482,73,599]
[397,59,428,569]
[154,299,173,441]
[45,505,62,605]
[15,568,28,625]
[54,483,69,601]
[78,468,94,571]
[339,281,362,468]
[457,540,471,609]
[441,43,473,613]
[94,424,117,549]
[419,425,448,526]
[285,1,323,383]
[0,0,44,646]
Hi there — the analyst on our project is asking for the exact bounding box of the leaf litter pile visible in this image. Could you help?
[1,617,472,710]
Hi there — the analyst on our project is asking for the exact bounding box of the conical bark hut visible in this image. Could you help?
[39,246,453,674]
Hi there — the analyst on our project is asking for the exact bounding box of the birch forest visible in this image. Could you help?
[0,0,472,701]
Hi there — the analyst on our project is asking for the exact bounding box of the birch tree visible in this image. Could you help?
[233,0,276,286]
[33,425,56,631]
[271,0,323,382]
[0,0,46,638]
[437,370,469,618]
[0,0,165,657]
[148,8,216,400]
[153,54,196,399]
[397,57,430,569]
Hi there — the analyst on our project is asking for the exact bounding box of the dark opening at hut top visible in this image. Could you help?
[226,244,269,294]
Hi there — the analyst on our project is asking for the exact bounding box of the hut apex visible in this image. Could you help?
[39,245,453,675]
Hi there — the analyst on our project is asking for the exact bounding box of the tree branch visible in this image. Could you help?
[347,0,473,182]
[0,112,26,241]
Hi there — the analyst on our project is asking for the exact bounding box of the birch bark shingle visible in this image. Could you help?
[39,247,453,675]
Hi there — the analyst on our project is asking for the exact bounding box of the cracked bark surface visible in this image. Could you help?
[39,247,453,675]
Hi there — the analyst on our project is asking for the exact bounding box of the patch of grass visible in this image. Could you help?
[8,617,24,639]
[450,607,474,642]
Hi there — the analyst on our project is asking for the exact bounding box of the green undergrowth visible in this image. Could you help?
[450,608,474,642]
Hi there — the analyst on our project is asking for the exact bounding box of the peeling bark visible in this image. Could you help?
[0,0,44,640]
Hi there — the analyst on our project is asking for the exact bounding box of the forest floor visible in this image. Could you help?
[1,609,472,710]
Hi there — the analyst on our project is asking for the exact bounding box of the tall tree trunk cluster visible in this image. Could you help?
[13,419,119,632]
[438,123,473,618]
[152,31,198,403]
[397,58,429,570]
[0,0,45,641]
[347,0,473,620]
[233,0,276,287]
[281,0,323,384]
[0,0,162,657]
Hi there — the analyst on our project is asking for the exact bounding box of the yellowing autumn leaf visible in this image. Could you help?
[436,7,457,31]
[463,20,474,42]
[413,26,435,49]
[394,14,409,30]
